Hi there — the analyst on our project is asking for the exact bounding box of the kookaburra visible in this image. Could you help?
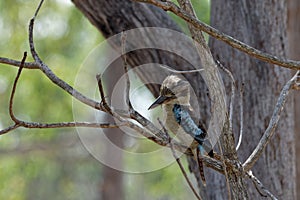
[148,75,213,155]
[148,75,213,185]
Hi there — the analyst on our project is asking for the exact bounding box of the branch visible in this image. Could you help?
[176,0,227,150]
[0,124,20,135]
[27,1,101,111]
[246,171,278,200]
[0,57,39,69]
[236,83,244,151]
[136,0,300,70]
[121,31,133,110]
[0,122,120,136]
[217,140,232,200]
[158,119,203,200]
[243,70,300,171]
[0,0,237,178]
[9,52,27,123]
[1,51,119,135]
[217,60,236,133]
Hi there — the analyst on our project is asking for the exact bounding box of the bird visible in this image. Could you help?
[148,75,213,185]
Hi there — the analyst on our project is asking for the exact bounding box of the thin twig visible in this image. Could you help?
[9,52,27,123]
[0,57,206,74]
[0,0,231,177]
[0,122,120,136]
[0,57,39,69]
[236,83,244,151]
[28,5,101,110]
[158,119,202,200]
[96,74,113,114]
[157,64,204,74]
[135,0,300,70]
[217,60,236,133]
[243,70,299,171]
[246,170,278,200]
[121,31,133,110]
[33,0,44,18]
[0,124,20,135]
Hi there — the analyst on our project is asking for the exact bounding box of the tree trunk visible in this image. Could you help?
[100,59,125,200]
[72,0,211,195]
[209,0,296,199]
[72,0,296,199]
[287,0,300,198]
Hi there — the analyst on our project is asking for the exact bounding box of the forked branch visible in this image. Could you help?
[135,0,300,70]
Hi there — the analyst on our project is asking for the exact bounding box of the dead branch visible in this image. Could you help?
[28,3,101,110]
[0,57,39,69]
[1,52,120,135]
[135,0,300,70]
[158,119,203,200]
[243,70,300,171]
[236,83,244,151]
[246,170,278,200]
[1,2,293,199]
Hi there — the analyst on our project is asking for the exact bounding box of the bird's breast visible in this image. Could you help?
[162,104,196,148]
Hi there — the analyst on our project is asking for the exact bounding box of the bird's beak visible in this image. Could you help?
[148,95,168,110]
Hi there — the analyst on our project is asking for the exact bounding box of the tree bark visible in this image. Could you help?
[72,1,211,195]
[72,0,296,199]
[210,0,295,199]
[287,0,300,198]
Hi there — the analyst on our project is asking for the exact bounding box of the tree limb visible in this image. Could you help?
[243,70,300,171]
[135,0,300,70]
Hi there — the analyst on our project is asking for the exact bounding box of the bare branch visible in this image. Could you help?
[243,70,300,171]
[246,170,278,200]
[9,52,27,123]
[0,57,39,69]
[20,121,120,129]
[121,31,133,110]
[236,84,244,151]
[217,60,236,133]
[157,64,204,74]
[33,0,44,18]
[28,8,101,111]
[135,0,300,70]
[1,52,120,136]
[0,124,20,135]
[96,74,113,115]
[176,0,227,151]
[158,119,203,200]
[0,122,120,136]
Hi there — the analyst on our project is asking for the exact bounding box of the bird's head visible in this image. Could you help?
[148,75,191,110]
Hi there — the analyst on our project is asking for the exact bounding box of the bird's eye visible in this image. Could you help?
[162,87,175,97]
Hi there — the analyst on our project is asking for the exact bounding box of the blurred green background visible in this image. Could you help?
[0,0,210,199]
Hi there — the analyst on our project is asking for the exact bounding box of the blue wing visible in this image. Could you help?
[173,104,213,157]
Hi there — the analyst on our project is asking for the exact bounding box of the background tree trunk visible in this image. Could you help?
[72,1,211,196]
[72,0,296,199]
[287,0,300,198]
[209,0,295,199]
[100,60,125,200]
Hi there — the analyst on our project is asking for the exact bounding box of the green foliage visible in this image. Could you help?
[169,0,210,33]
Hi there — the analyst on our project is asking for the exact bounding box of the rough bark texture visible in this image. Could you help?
[72,0,296,199]
[287,0,300,198]
[210,0,295,199]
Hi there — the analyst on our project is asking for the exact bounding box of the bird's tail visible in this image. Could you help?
[196,147,206,186]
[199,139,214,158]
